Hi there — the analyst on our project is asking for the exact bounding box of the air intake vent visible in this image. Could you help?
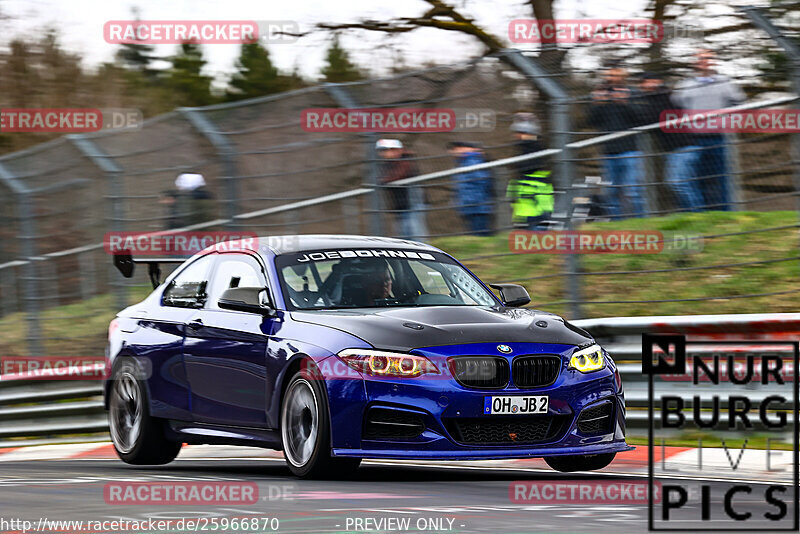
[512,355,562,388]
[449,357,509,389]
[363,408,425,440]
[576,400,613,435]
[444,415,569,445]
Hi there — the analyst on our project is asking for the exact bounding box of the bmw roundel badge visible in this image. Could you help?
[497,344,512,354]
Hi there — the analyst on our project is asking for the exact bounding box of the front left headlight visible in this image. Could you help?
[569,343,606,373]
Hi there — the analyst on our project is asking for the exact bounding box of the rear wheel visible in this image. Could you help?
[108,359,181,465]
[280,369,360,478]
[545,453,615,472]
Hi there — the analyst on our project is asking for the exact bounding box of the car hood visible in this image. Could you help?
[290,306,593,351]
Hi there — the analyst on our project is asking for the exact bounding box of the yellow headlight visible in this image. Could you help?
[569,344,606,373]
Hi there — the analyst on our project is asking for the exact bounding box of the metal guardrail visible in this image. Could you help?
[0,313,796,447]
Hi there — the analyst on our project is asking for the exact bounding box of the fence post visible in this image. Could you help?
[502,50,583,319]
[742,7,800,239]
[639,132,660,215]
[0,264,19,316]
[69,135,128,310]
[79,250,97,300]
[323,84,383,236]
[0,162,43,356]
[179,108,241,227]
[725,133,743,211]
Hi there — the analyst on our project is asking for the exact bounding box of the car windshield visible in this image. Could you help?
[275,249,498,310]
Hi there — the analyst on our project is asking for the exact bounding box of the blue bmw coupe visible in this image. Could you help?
[105,235,631,478]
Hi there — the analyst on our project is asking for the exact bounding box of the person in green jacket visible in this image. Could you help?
[506,113,553,230]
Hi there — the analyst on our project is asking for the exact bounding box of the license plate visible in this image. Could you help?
[484,395,549,415]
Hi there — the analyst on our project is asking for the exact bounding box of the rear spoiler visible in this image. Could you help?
[113,251,187,289]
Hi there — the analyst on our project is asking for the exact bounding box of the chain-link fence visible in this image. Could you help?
[1,6,799,359]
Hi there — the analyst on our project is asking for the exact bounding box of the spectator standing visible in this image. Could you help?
[376,139,428,241]
[635,72,704,212]
[587,65,648,219]
[671,49,745,211]
[506,113,553,230]
[158,190,182,229]
[174,173,214,226]
[447,141,493,236]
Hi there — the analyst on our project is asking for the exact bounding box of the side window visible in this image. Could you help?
[208,254,268,309]
[162,255,214,308]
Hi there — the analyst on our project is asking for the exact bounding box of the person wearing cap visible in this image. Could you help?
[375,139,428,241]
[587,65,648,219]
[447,141,494,236]
[506,113,554,230]
[174,172,214,226]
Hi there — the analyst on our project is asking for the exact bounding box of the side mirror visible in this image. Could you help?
[489,283,531,307]
[218,287,275,316]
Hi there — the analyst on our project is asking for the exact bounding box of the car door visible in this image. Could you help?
[145,254,216,420]
[183,252,277,427]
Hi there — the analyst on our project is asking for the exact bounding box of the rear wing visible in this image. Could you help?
[113,251,187,289]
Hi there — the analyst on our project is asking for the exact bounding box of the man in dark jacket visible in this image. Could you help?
[635,72,704,212]
[174,173,214,226]
[376,139,428,241]
[587,65,648,219]
[448,141,493,236]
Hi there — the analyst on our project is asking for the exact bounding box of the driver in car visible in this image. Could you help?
[363,263,393,305]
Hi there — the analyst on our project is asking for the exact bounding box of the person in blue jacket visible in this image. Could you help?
[447,141,494,236]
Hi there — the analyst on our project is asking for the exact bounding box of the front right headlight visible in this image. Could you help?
[569,343,606,373]
[338,349,439,378]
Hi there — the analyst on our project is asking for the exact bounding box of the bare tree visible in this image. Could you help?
[314,0,564,69]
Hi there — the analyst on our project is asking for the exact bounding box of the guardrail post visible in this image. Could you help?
[69,135,128,310]
[179,108,241,228]
[323,84,383,236]
[502,50,583,319]
[742,7,800,247]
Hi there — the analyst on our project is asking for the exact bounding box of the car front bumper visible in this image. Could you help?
[323,342,633,460]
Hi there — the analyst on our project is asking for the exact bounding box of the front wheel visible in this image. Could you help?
[108,359,182,465]
[280,370,360,478]
[545,453,615,472]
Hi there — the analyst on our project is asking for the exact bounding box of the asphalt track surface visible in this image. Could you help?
[0,457,796,534]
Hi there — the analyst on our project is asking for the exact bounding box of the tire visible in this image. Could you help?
[108,358,182,465]
[280,367,361,479]
[545,453,616,472]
